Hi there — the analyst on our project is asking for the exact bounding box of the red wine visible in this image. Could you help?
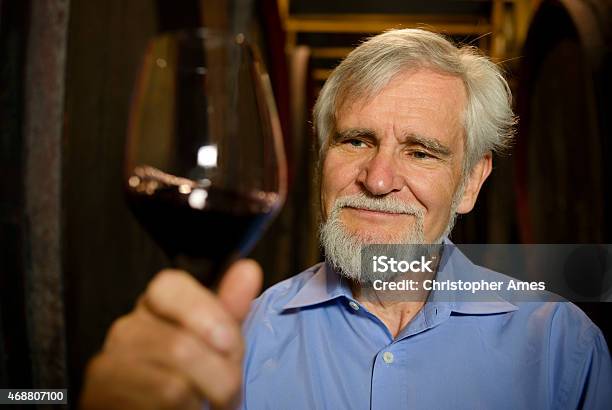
[126,171,277,286]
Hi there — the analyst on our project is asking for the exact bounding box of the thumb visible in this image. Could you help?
[218,259,263,322]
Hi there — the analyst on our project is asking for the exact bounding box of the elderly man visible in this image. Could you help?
[82,29,612,409]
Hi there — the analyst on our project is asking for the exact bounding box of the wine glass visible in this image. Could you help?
[124,29,287,286]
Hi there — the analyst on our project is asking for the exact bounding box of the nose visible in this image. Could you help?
[356,148,405,196]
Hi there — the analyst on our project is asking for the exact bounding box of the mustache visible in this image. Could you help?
[332,193,425,217]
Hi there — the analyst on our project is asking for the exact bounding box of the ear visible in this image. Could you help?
[455,153,492,214]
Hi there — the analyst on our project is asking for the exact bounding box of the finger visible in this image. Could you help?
[81,354,201,410]
[143,269,241,355]
[105,310,242,408]
[218,259,263,321]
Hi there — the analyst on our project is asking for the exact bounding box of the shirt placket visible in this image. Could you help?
[359,301,452,410]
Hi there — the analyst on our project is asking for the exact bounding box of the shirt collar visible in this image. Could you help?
[283,239,518,315]
[282,262,353,310]
[434,239,517,314]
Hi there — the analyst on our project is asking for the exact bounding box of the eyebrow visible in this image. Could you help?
[333,128,376,142]
[402,132,452,157]
[334,128,452,157]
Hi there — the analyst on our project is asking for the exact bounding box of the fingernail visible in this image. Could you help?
[210,325,233,352]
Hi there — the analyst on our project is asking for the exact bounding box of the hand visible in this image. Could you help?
[80,259,262,410]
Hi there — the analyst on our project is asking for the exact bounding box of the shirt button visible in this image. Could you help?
[348,301,360,311]
[383,351,394,364]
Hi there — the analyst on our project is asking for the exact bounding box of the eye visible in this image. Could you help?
[411,150,433,159]
[345,139,367,148]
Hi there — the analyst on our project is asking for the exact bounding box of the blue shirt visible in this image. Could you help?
[240,245,612,409]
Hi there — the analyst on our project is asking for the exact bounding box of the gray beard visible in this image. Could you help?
[319,190,462,283]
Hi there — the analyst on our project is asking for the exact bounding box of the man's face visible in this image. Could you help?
[321,68,482,248]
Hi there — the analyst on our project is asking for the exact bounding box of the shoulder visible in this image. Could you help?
[530,302,612,407]
[471,262,603,346]
[512,299,603,348]
[450,249,607,362]
[463,264,611,406]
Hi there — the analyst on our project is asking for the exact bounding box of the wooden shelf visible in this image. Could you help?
[278,0,540,94]
[285,14,491,35]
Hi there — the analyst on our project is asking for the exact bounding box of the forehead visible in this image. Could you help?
[336,69,467,143]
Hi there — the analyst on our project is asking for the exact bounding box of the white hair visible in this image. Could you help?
[313,28,516,173]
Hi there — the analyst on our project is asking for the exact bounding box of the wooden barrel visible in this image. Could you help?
[515,0,612,244]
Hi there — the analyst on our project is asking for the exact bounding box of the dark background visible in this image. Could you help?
[1,0,611,407]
